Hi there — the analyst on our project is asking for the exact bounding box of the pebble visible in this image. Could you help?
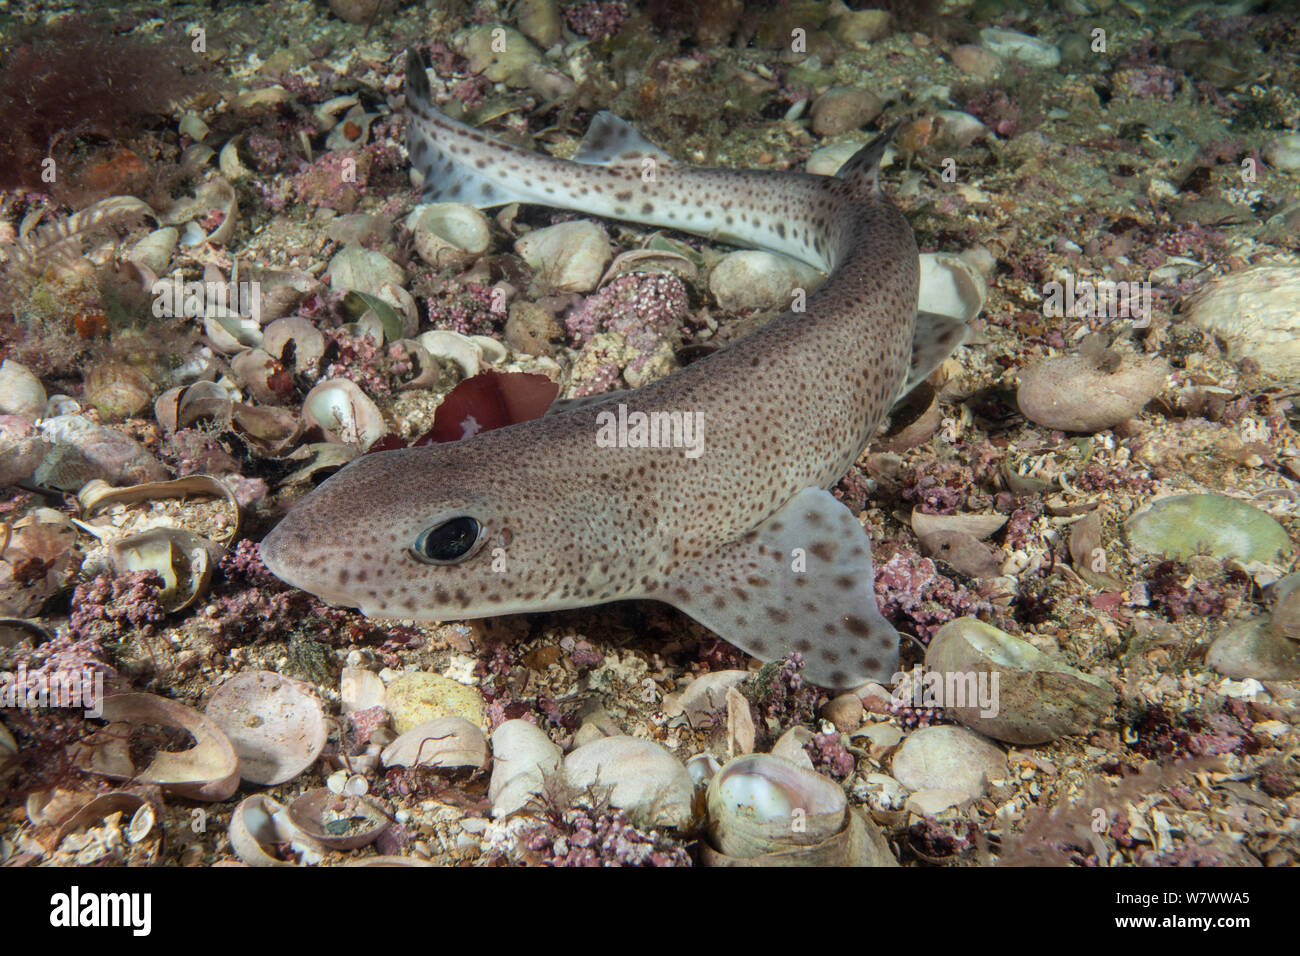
[1263,133,1300,172]
[1183,265,1300,379]
[822,693,865,732]
[514,0,562,49]
[951,43,1002,79]
[1017,351,1168,432]
[890,725,1007,800]
[1207,619,1300,681]
[1271,573,1300,641]
[34,416,167,490]
[504,301,563,356]
[829,8,891,49]
[925,617,1117,744]
[978,27,1061,68]
[906,788,969,816]
[489,719,562,818]
[515,220,611,293]
[811,86,884,137]
[459,26,543,84]
[1125,493,1293,565]
[563,736,695,829]
[384,672,487,735]
[381,716,487,769]
[709,250,822,312]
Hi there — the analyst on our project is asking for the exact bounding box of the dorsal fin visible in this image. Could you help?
[573,112,676,167]
[836,121,901,196]
[896,310,970,402]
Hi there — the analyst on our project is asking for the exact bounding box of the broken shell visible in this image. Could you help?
[925,617,1117,744]
[218,136,251,181]
[205,312,263,354]
[408,203,492,271]
[78,475,240,542]
[417,329,481,378]
[489,719,562,818]
[381,716,488,769]
[469,334,508,365]
[0,509,80,616]
[127,227,178,275]
[515,220,611,292]
[180,176,238,246]
[126,801,157,844]
[0,360,46,419]
[231,348,291,405]
[34,415,168,489]
[76,693,240,801]
[341,667,386,714]
[205,670,328,786]
[84,363,153,421]
[325,105,379,151]
[703,753,894,866]
[262,316,326,374]
[390,339,445,391]
[563,736,694,829]
[109,527,222,612]
[327,245,406,297]
[288,788,390,849]
[918,252,986,321]
[341,290,400,342]
[911,509,1007,541]
[174,380,235,430]
[231,403,303,457]
[179,112,210,142]
[53,792,161,865]
[278,442,360,486]
[229,794,319,867]
[303,378,388,449]
[1184,264,1300,379]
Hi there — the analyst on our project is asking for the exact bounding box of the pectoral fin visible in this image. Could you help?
[657,488,899,690]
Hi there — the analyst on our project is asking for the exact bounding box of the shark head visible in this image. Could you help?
[260,439,630,621]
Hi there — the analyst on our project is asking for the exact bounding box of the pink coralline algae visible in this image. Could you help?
[805,731,855,779]
[516,805,691,866]
[424,281,501,336]
[292,150,370,213]
[745,653,822,731]
[563,2,630,40]
[874,547,988,643]
[323,327,392,399]
[565,273,689,349]
[68,571,166,643]
[202,541,338,648]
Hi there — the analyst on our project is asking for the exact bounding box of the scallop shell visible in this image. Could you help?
[303,378,388,449]
[84,363,153,421]
[205,670,329,786]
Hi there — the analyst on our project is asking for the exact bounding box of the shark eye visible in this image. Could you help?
[412,516,481,564]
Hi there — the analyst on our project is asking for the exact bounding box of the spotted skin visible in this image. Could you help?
[260,51,923,689]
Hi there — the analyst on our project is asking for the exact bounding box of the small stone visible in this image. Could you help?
[384,672,487,734]
[328,0,381,25]
[822,693,864,732]
[504,301,563,356]
[515,0,562,49]
[856,722,903,758]
[891,725,1007,800]
[830,9,891,49]
[34,417,167,490]
[564,736,694,829]
[978,27,1061,68]
[459,26,543,85]
[1263,133,1300,172]
[811,86,884,137]
[515,220,610,292]
[1183,265,1300,379]
[1207,618,1300,681]
[925,617,1117,744]
[906,788,969,816]
[951,44,1001,79]
[1125,494,1293,565]
[1017,350,1168,432]
[1271,573,1300,641]
[709,250,823,312]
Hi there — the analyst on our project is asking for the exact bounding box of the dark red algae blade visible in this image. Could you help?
[415,370,560,445]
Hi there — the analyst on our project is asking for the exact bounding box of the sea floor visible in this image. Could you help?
[0,0,1298,867]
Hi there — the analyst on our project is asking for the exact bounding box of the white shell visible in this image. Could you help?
[515,220,611,292]
[418,329,482,377]
[708,251,823,312]
[127,227,178,275]
[563,736,694,829]
[918,252,987,321]
[205,670,329,786]
[0,360,47,419]
[489,719,562,818]
[1184,265,1300,379]
[303,378,387,449]
[381,716,488,769]
[407,203,492,270]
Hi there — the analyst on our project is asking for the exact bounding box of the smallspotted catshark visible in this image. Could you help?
[260,50,968,689]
